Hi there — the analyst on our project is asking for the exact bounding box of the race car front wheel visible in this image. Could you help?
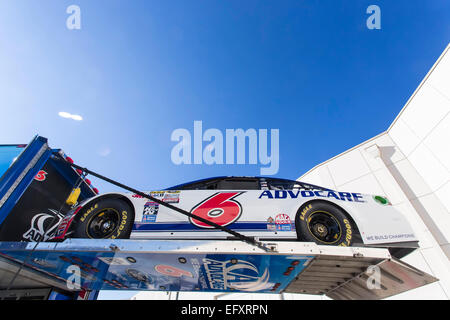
[296,201,354,247]
[72,198,134,239]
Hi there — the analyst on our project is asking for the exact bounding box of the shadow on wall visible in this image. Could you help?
[380,146,449,256]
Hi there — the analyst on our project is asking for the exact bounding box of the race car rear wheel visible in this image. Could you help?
[72,198,134,239]
[296,201,354,247]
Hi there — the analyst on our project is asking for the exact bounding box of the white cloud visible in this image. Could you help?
[98,146,111,157]
[58,111,83,121]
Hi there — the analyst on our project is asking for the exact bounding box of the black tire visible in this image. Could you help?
[72,198,134,239]
[296,201,354,247]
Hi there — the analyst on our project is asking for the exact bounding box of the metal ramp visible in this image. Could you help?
[284,250,436,299]
[0,254,69,299]
[0,239,438,299]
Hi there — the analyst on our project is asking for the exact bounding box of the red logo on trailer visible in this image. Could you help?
[34,170,47,182]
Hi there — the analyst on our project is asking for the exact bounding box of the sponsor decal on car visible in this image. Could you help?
[133,191,180,203]
[132,191,163,198]
[266,217,275,231]
[132,194,145,198]
[274,214,293,231]
[163,191,180,203]
[365,233,415,241]
[142,201,159,223]
[142,215,157,223]
[258,190,365,202]
[151,191,165,198]
[143,201,159,214]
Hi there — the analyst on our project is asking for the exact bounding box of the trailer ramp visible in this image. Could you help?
[283,248,437,299]
[0,240,437,300]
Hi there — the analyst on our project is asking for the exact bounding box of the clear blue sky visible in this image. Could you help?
[0,0,448,300]
[1,0,449,192]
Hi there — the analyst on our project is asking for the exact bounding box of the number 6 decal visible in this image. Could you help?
[189,192,244,228]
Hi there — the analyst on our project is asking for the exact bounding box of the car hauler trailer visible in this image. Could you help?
[0,136,98,299]
[0,136,438,300]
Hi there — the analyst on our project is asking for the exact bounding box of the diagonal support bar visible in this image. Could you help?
[54,155,271,252]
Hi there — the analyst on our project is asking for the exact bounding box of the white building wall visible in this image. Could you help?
[299,44,450,299]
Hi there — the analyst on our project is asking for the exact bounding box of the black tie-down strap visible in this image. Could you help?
[55,156,272,252]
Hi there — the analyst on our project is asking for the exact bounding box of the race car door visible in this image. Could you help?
[131,177,293,240]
